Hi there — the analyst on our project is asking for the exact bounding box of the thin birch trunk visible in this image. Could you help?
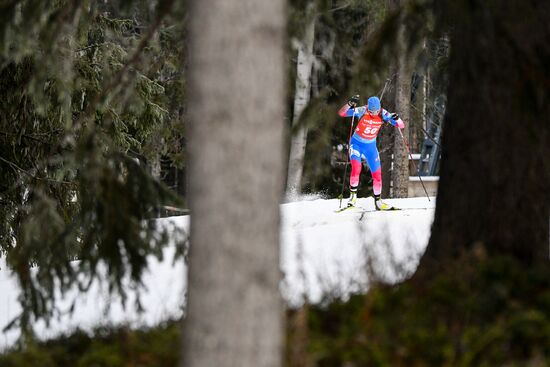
[422,40,429,133]
[286,4,316,194]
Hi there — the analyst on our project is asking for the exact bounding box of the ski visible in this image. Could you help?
[335,205,363,213]
[335,205,402,213]
[361,207,401,213]
[376,206,401,211]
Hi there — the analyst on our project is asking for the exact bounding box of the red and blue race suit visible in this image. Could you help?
[338,103,403,195]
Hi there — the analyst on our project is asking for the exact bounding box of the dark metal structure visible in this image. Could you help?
[418,97,445,176]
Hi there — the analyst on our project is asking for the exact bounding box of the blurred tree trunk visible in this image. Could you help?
[379,130,394,197]
[286,2,317,194]
[391,0,412,198]
[421,0,550,267]
[182,0,286,366]
[379,74,395,198]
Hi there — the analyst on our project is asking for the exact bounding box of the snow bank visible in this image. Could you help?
[280,197,434,304]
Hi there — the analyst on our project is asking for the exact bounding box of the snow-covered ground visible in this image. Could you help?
[281,196,434,304]
[0,196,434,350]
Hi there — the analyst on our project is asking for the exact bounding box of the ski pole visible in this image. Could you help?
[396,127,431,202]
[420,125,442,149]
[338,112,356,209]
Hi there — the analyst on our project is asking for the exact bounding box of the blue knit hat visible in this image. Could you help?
[367,96,381,113]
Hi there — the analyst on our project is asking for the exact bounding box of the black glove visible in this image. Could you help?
[347,95,360,108]
[391,113,399,120]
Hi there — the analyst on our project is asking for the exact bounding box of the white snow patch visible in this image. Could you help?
[280,196,434,305]
[0,197,434,350]
[284,190,329,203]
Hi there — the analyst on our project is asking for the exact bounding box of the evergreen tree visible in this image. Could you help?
[0,0,186,330]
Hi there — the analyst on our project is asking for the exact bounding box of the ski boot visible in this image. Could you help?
[347,189,358,207]
[374,194,394,211]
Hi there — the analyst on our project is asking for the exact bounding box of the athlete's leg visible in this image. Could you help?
[363,142,382,195]
[346,138,365,206]
[347,158,362,206]
[350,159,362,189]
[349,138,365,191]
[371,168,382,195]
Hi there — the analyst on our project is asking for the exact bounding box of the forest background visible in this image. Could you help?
[0,0,549,366]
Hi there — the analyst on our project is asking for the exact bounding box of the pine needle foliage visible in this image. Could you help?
[0,321,181,367]
[0,0,186,332]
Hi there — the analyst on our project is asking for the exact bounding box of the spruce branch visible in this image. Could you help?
[69,0,177,137]
[0,154,71,185]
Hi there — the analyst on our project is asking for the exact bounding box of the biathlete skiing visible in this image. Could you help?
[338,95,405,211]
